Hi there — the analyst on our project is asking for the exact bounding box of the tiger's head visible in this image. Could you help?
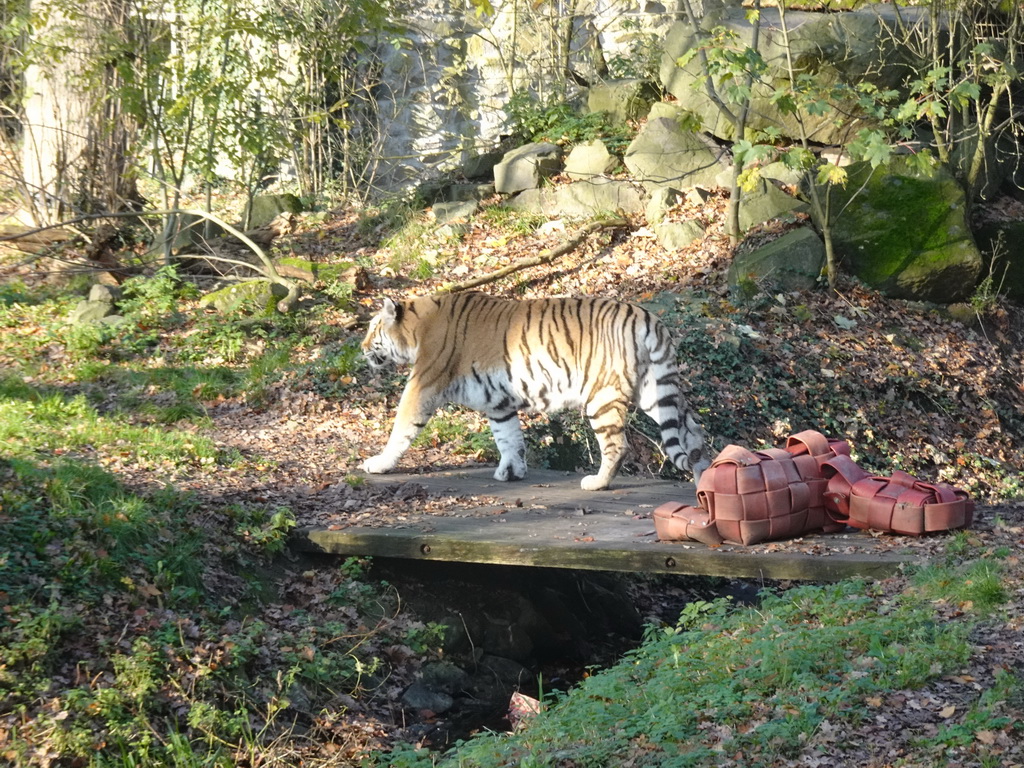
[361,298,417,370]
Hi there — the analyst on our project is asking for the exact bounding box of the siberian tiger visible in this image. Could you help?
[359,292,710,491]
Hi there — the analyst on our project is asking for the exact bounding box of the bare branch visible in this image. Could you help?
[443,215,628,293]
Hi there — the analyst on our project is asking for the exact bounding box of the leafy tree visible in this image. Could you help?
[677,0,1023,290]
[895,0,1024,203]
[9,0,403,233]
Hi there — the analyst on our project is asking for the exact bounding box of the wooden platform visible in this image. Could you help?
[290,468,921,581]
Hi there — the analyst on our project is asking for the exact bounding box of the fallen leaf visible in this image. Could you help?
[834,314,857,329]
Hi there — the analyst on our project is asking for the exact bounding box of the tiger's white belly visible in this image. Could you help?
[446,365,586,416]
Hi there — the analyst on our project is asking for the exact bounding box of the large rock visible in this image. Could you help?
[417,178,494,205]
[494,142,563,194]
[88,283,122,304]
[564,140,618,180]
[432,199,480,226]
[68,283,123,325]
[646,186,685,224]
[728,226,826,292]
[587,78,661,125]
[68,300,118,325]
[401,682,453,715]
[655,220,705,251]
[154,212,226,253]
[820,158,983,303]
[461,150,504,180]
[245,193,304,229]
[739,180,808,230]
[624,117,731,192]
[660,6,930,144]
[508,178,646,218]
[198,280,288,314]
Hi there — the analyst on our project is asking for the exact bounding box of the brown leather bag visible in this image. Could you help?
[823,456,974,536]
[652,503,724,546]
[654,431,974,545]
[654,430,851,546]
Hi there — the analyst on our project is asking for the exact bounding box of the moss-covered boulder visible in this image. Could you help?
[68,300,118,325]
[817,158,982,303]
[199,280,288,315]
[244,194,304,229]
[273,258,363,285]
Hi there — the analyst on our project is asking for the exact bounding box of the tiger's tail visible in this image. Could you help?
[638,318,710,485]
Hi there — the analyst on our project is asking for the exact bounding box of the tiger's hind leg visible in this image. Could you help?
[487,413,528,481]
[638,369,709,485]
[582,395,629,491]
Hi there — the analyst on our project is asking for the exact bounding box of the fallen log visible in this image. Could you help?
[0,224,74,253]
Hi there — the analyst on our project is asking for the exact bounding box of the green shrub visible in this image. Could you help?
[504,91,636,152]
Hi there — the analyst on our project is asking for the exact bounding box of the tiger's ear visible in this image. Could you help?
[381,297,402,324]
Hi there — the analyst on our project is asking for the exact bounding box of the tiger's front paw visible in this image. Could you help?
[361,454,397,474]
[580,474,611,491]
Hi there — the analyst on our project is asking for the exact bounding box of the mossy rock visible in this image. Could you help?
[244,194,304,229]
[728,227,825,292]
[68,300,118,324]
[198,280,288,315]
[273,257,358,284]
[817,158,982,303]
[151,213,226,253]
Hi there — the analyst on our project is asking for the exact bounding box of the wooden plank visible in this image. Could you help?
[290,468,919,581]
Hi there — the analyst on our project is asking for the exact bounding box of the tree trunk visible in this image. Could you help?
[21,0,139,225]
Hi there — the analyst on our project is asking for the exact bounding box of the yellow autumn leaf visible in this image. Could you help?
[816,163,847,187]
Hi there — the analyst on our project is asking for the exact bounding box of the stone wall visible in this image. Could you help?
[373,0,681,190]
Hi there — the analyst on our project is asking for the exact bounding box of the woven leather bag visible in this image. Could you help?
[654,430,852,546]
[652,503,724,546]
[782,430,852,534]
[823,457,974,536]
[695,447,822,546]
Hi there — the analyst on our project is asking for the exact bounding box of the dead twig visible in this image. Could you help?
[442,215,629,293]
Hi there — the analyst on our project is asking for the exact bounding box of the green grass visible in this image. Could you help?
[0,375,223,469]
[388,568,1010,767]
[0,270,424,766]
[0,437,412,768]
[478,205,548,236]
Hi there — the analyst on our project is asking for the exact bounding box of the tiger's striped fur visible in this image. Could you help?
[360,292,710,490]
